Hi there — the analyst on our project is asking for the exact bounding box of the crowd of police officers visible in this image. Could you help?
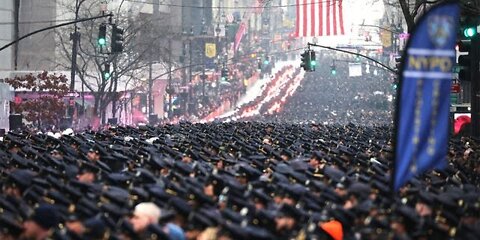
[0,118,479,240]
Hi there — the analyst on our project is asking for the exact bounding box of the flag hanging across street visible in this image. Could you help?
[295,0,345,37]
[393,2,460,192]
[234,22,247,52]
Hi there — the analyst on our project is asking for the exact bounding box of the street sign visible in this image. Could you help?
[380,30,392,48]
[205,43,216,58]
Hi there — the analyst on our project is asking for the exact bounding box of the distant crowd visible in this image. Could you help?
[263,58,393,125]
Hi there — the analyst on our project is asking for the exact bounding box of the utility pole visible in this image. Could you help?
[147,0,159,123]
[471,35,480,136]
[215,24,221,99]
[189,26,194,115]
[202,28,206,104]
[182,34,187,116]
[69,0,82,127]
[111,57,118,119]
[200,13,209,106]
[168,38,173,118]
[148,61,153,117]
[13,0,19,70]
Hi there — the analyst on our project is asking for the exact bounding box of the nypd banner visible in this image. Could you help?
[393,2,460,191]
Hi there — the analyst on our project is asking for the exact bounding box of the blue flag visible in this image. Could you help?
[394,2,460,192]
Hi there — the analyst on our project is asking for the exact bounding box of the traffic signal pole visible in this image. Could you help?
[70,0,87,126]
[307,42,396,74]
[470,35,480,136]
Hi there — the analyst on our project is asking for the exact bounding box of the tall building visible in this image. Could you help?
[17,0,57,71]
[182,0,212,34]
[0,1,15,71]
[0,0,57,72]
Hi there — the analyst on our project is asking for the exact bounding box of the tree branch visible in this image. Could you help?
[399,0,415,33]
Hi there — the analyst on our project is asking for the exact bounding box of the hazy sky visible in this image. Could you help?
[308,0,386,46]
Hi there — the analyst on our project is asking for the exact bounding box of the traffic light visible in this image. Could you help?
[394,56,402,72]
[457,40,471,82]
[111,25,124,53]
[300,50,316,72]
[98,23,107,46]
[221,68,229,81]
[300,50,309,71]
[310,50,316,71]
[330,63,336,75]
[103,63,111,80]
[461,16,478,39]
[264,56,270,65]
[392,80,398,90]
[464,27,477,38]
[257,58,262,70]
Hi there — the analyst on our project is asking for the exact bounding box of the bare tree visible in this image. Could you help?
[54,0,174,123]
[392,0,480,32]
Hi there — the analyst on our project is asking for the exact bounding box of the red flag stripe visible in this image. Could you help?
[318,0,323,36]
[310,1,315,36]
[296,0,300,37]
[326,0,331,36]
[303,0,308,37]
[295,0,345,37]
[234,23,247,52]
[339,0,345,35]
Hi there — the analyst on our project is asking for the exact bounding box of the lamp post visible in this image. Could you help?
[181,29,188,116]
[389,22,404,55]
[215,24,222,98]
[167,37,173,119]
[148,61,153,118]
[69,0,87,127]
[201,18,207,105]
[188,26,194,115]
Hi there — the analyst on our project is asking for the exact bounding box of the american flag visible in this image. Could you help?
[234,22,247,52]
[295,0,345,37]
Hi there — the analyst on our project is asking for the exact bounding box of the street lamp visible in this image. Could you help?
[215,24,222,37]
[69,0,87,127]
[201,18,208,105]
[188,26,194,115]
[215,24,222,98]
[181,27,195,116]
[390,22,399,54]
[167,36,173,119]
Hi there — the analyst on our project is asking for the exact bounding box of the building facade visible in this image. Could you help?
[0,1,15,71]
[17,0,57,71]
